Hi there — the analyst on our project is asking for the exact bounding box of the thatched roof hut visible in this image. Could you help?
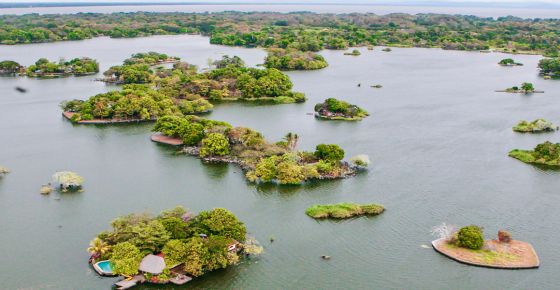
[139,254,166,275]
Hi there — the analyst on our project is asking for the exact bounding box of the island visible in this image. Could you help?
[512,119,558,133]
[88,206,263,288]
[0,57,99,78]
[264,48,328,70]
[382,48,392,52]
[0,60,23,74]
[62,55,307,123]
[101,52,180,84]
[498,58,523,66]
[432,225,539,269]
[314,98,369,121]
[496,82,542,94]
[509,141,560,167]
[0,166,9,176]
[344,49,361,56]
[52,171,84,192]
[151,115,368,184]
[305,203,384,219]
[538,57,560,79]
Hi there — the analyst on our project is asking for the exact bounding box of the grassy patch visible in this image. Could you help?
[306,203,384,219]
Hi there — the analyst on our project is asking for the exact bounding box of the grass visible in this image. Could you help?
[512,119,557,133]
[509,149,560,167]
[443,243,519,264]
[306,203,384,219]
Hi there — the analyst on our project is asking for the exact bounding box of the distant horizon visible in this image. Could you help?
[1,1,560,10]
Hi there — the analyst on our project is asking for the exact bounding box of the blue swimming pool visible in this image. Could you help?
[94,260,113,275]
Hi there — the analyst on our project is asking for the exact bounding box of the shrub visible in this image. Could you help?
[200,133,230,157]
[314,144,345,162]
[457,225,484,250]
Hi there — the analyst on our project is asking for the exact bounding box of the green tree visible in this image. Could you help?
[130,220,171,253]
[457,225,484,250]
[160,217,188,240]
[314,144,345,162]
[162,239,189,266]
[200,133,230,157]
[183,237,209,277]
[110,242,142,276]
[196,208,247,242]
[521,82,534,92]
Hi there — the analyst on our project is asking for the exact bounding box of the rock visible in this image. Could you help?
[498,230,512,243]
[321,255,331,260]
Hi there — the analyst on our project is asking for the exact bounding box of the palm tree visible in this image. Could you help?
[284,132,299,151]
[87,237,111,257]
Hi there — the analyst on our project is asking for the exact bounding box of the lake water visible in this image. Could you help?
[1,4,560,19]
[1,34,559,290]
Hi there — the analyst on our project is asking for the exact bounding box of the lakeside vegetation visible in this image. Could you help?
[314,98,369,121]
[344,49,361,56]
[1,12,559,57]
[88,206,262,281]
[263,48,328,70]
[152,115,367,184]
[513,119,558,133]
[498,58,523,66]
[0,57,99,77]
[499,82,538,93]
[509,141,560,167]
[62,54,306,122]
[538,57,560,78]
[305,203,384,219]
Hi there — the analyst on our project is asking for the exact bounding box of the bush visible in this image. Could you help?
[457,225,484,250]
[314,144,345,162]
[200,133,230,157]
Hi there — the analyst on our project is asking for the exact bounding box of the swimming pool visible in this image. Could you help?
[93,260,113,276]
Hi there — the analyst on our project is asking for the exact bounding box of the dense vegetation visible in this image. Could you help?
[344,49,361,56]
[305,203,385,219]
[0,57,99,77]
[503,82,536,93]
[538,57,560,77]
[1,12,559,56]
[264,48,328,70]
[153,115,366,184]
[456,225,484,250]
[509,141,560,167]
[102,52,180,84]
[314,98,369,121]
[0,60,22,74]
[498,58,522,66]
[88,206,261,280]
[513,119,557,133]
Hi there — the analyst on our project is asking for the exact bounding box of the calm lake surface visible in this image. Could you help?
[1,4,560,18]
[1,34,559,290]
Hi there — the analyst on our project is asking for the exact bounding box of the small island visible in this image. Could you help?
[52,171,84,192]
[151,115,368,184]
[538,57,560,79]
[101,52,180,84]
[496,82,542,94]
[512,119,558,133]
[88,206,262,288]
[314,98,369,121]
[0,60,24,75]
[431,225,539,269]
[498,58,523,66]
[382,47,392,52]
[306,203,384,219]
[264,48,328,70]
[0,57,99,78]
[509,141,560,167]
[343,49,361,56]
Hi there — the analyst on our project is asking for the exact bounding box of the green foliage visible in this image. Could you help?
[315,98,369,120]
[306,203,385,219]
[538,58,560,76]
[24,57,98,77]
[160,217,188,240]
[129,220,171,253]
[253,156,279,182]
[264,48,328,70]
[213,55,245,68]
[344,49,361,56]
[110,242,142,276]
[200,133,230,157]
[162,239,189,266]
[498,58,521,66]
[314,144,345,162]
[512,119,557,133]
[183,237,209,277]
[512,141,560,166]
[521,82,534,92]
[457,225,484,250]
[193,208,247,242]
[0,60,22,73]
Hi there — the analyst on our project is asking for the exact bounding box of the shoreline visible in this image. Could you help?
[62,111,154,124]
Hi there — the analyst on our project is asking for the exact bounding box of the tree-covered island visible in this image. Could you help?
[1,12,560,56]
[314,98,369,121]
[538,57,560,78]
[512,119,558,133]
[151,115,368,184]
[498,58,523,66]
[343,49,361,56]
[497,82,541,94]
[62,55,306,123]
[306,203,384,219]
[101,52,180,84]
[0,57,99,78]
[263,48,328,70]
[88,206,263,287]
[509,141,560,167]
